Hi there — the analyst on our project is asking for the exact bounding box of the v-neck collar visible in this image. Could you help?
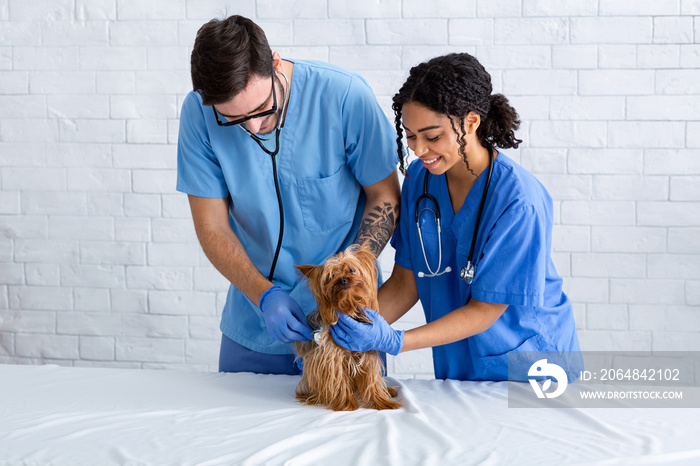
[437,164,489,221]
[446,152,502,242]
[280,59,300,134]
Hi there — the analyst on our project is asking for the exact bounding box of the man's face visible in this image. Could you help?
[213,72,282,135]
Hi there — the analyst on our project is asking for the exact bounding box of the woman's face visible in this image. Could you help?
[402,101,477,176]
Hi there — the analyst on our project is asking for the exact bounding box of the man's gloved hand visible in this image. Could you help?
[330,309,404,356]
[259,285,314,343]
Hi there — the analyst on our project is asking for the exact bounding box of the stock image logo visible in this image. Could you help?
[510,352,698,408]
[528,359,568,399]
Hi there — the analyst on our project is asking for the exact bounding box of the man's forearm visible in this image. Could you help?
[197,224,273,305]
[188,195,272,305]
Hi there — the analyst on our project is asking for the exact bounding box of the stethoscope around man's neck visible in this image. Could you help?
[240,70,290,280]
[239,70,290,158]
[415,146,494,284]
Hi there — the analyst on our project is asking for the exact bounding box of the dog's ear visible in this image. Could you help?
[295,264,321,281]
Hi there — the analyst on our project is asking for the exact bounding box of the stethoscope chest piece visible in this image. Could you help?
[460,262,475,284]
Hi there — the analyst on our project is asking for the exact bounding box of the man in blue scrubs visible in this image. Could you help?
[177,16,400,374]
[330,53,582,382]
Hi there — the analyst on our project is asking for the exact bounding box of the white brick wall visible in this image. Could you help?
[1,1,699,377]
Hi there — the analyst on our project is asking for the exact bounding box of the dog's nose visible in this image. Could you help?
[337,277,348,287]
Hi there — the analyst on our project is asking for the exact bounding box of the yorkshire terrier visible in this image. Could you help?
[293,243,402,411]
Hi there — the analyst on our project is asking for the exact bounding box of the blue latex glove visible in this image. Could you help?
[330,309,404,356]
[258,286,314,343]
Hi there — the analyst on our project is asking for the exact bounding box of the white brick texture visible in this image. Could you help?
[1,1,699,377]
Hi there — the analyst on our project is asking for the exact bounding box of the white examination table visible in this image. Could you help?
[1,364,699,465]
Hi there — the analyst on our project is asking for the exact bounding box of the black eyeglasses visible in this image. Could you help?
[212,71,277,127]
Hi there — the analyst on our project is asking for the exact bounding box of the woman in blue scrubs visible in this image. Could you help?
[331,53,582,381]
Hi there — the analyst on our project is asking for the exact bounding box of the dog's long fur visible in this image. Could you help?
[293,243,402,411]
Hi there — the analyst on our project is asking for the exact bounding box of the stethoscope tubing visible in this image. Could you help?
[415,174,446,278]
[238,70,291,281]
[468,148,495,268]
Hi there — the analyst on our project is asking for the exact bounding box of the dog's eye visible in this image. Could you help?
[350,268,356,274]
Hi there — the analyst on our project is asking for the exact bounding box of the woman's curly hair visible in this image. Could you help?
[392,53,522,175]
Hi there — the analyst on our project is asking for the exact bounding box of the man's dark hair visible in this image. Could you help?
[190,15,273,106]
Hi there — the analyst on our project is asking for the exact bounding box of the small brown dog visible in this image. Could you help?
[293,243,402,411]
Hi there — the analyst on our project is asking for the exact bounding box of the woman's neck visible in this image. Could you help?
[445,143,495,214]
[446,143,492,185]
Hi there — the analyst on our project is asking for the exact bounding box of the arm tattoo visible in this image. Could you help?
[355,201,400,257]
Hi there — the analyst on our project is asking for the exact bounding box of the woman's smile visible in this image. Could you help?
[420,156,441,170]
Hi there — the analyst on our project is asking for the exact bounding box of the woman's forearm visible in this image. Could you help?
[400,299,508,353]
[377,263,419,324]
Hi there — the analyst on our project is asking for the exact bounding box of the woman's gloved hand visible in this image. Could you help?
[259,285,314,343]
[330,309,404,356]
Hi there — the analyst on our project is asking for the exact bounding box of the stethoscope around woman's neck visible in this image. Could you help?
[415,147,494,284]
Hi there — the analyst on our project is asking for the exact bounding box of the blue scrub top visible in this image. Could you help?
[177,60,398,354]
[392,153,581,381]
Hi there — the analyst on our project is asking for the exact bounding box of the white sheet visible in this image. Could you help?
[1,364,699,465]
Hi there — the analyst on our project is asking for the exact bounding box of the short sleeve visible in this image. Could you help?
[470,206,547,307]
[341,76,398,187]
[390,172,415,272]
[176,92,229,198]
